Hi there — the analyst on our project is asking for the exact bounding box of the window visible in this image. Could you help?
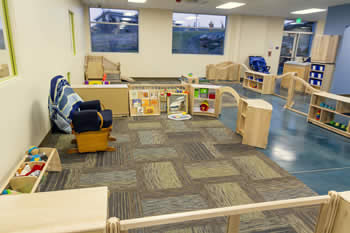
[172,13,226,55]
[89,8,139,53]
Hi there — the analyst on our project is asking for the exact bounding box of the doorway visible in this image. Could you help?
[278,20,315,74]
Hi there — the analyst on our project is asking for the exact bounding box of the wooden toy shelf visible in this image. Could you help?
[129,84,189,116]
[308,92,350,138]
[236,98,273,148]
[0,148,62,194]
[243,71,275,94]
[191,84,221,117]
[308,63,335,92]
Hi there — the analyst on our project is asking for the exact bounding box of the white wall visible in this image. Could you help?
[85,7,284,77]
[0,0,86,186]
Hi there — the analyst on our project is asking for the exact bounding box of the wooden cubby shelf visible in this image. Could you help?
[0,148,62,194]
[308,92,350,138]
[243,71,275,94]
[191,84,221,117]
[308,63,335,92]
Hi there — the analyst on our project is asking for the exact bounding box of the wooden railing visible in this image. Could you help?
[107,194,335,233]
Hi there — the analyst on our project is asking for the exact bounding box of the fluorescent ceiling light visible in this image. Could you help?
[122,18,132,21]
[291,8,327,15]
[128,0,147,3]
[216,2,246,9]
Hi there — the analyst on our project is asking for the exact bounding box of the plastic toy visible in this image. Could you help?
[84,80,110,85]
[200,100,209,112]
[28,146,39,155]
[168,113,192,121]
[316,110,321,120]
[188,73,193,77]
[200,88,209,98]
[1,189,20,195]
[194,89,199,98]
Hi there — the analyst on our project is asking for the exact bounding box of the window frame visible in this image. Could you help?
[0,0,17,82]
[172,12,227,56]
[88,7,139,53]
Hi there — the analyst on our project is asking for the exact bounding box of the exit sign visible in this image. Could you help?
[296,18,302,23]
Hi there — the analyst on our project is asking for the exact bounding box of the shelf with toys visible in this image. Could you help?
[129,84,190,116]
[308,92,350,138]
[243,71,275,94]
[191,84,221,117]
[0,147,62,195]
[308,63,335,92]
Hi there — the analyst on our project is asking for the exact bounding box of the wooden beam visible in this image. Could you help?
[227,215,240,233]
[120,195,329,231]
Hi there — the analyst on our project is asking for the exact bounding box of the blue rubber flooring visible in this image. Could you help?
[219,83,350,195]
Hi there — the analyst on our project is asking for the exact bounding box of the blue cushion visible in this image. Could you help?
[80,100,101,111]
[100,110,113,128]
[72,110,100,133]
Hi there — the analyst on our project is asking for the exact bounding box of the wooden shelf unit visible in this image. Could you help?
[236,98,273,149]
[243,71,275,94]
[311,35,340,64]
[308,63,335,92]
[191,84,221,117]
[308,92,350,138]
[0,148,62,194]
[129,84,189,116]
[281,62,311,92]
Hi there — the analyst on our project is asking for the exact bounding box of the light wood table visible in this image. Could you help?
[73,84,129,117]
[0,187,109,233]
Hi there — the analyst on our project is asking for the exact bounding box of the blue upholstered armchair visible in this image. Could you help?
[68,100,116,154]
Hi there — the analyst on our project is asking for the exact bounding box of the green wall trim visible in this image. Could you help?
[69,10,76,56]
[2,0,17,76]
[67,71,71,84]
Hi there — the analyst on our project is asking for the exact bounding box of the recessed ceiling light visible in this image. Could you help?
[216,2,246,9]
[128,0,147,3]
[291,8,327,15]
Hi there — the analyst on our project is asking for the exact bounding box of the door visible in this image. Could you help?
[278,32,313,74]
[278,32,297,74]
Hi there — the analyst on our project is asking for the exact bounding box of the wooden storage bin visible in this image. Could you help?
[0,148,61,194]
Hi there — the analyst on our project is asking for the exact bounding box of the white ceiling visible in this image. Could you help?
[81,0,350,21]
